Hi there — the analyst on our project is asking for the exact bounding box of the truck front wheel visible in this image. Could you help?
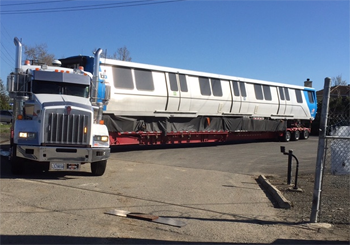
[10,144,23,175]
[91,160,107,176]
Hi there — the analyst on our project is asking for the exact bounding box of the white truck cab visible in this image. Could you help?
[7,37,110,176]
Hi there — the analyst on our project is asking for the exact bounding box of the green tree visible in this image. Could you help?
[0,79,11,110]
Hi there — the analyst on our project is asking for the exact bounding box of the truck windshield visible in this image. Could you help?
[32,80,89,98]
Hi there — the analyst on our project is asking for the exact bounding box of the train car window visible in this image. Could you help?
[254,84,263,100]
[211,79,223,97]
[263,85,272,100]
[307,91,314,103]
[168,73,178,91]
[112,66,134,89]
[179,74,188,92]
[199,77,211,96]
[279,87,285,100]
[284,87,290,101]
[240,82,247,97]
[295,89,303,103]
[232,81,240,96]
[134,69,154,91]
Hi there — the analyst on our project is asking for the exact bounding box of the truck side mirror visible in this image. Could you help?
[103,82,111,105]
[7,74,15,93]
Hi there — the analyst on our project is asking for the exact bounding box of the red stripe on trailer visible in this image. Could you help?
[108,130,286,146]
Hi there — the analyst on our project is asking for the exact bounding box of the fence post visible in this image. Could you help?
[310,77,331,223]
[287,150,293,185]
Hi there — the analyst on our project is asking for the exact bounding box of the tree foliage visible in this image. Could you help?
[24,43,55,65]
[332,75,347,86]
[0,79,11,110]
[94,46,132,61]
[311,76,349,135]
[113,46,132,61]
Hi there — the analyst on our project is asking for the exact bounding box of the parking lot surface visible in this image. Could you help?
[1,137,349,244]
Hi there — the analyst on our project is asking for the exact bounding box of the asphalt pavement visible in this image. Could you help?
[0,136,349,244]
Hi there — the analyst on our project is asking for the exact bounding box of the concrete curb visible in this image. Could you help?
[257,174,292,209]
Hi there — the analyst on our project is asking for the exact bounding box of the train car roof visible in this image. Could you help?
[63,55,314,90]
[100,58,313,90]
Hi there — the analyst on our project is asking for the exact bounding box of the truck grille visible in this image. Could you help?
[45,113,90,145]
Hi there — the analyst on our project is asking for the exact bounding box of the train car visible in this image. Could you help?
[60,55,317,145]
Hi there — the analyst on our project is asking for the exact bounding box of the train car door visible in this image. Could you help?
[230,81,242,114]
[177,74,192,112]
[277,87,286,115]
[283,87,293,116]
[165,72,180,112]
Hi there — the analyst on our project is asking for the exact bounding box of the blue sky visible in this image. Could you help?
[1,0,349,91]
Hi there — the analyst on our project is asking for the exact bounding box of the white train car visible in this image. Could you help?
[60,55,317,145]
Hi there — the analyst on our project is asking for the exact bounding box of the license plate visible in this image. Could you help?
[50,163,80,171]
[67,163,80,170]
[50,163,65,170]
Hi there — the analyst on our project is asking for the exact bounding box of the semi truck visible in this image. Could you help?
[7,37,110,176]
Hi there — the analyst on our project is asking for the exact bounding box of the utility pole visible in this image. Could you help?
[310,77,331,223]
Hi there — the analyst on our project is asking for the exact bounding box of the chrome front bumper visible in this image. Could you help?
[15,145,110,163]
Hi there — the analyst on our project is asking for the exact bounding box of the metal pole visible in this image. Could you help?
[310,77,331,223]
[293,155,299,190]
[287,150,293,185]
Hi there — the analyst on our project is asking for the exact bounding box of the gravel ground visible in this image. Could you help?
[267,172,350,239]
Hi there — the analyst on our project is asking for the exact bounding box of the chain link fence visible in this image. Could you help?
[318,91,350,224]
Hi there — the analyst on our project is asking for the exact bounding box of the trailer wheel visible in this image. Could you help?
[301,130,309,140]
[91,160,107,176]
[292,130,300,141]
[10,144,23,175]
[283,131,291,142]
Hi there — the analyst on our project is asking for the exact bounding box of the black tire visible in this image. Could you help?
[283,131,291,142]
[301,130,309,140]
[10,144,24,175]
[91,160,107,176]
[292,130,300,141]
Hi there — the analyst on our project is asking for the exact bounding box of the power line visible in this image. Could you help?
[1,0,149,13]
[0,0,186,15]
[0,0,76,7]
[0,42,15,63]
[0,54,13,71]
[1,23,14,43]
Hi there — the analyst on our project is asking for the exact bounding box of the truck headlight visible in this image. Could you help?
[94,135,109,142]
[19,132,36,138]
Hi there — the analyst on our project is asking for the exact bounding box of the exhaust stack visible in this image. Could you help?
[14,37,23,73]
[91,48,103,104]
